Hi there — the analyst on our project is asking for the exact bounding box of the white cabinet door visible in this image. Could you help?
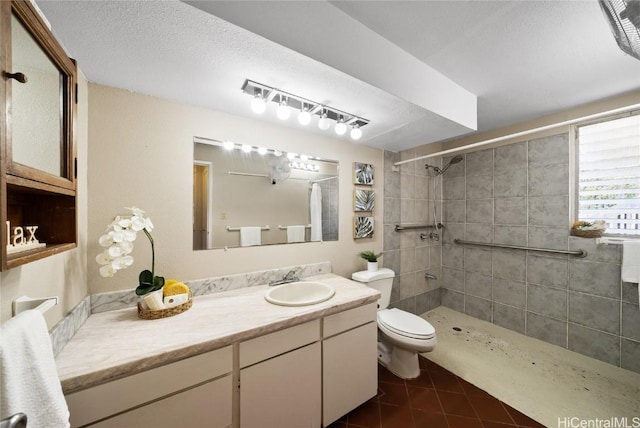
[240,342,321,428]
[322,322,378,426]
[91,375,232,428]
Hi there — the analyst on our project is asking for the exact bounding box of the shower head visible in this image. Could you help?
[426,155,463,175]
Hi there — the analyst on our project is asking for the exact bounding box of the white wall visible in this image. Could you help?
[0,73,89,327]
[87,84,383,295]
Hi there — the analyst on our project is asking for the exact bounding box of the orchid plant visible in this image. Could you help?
[95,207,165,296]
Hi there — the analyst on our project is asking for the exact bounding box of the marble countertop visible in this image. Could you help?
[55,274,380,394]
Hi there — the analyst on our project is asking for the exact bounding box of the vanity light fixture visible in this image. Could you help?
[286,152,297,160]
[257,147,268,155]
[241,79,369,140]
[223,140,235,150]
[241,144,252,153]
[273,150,282,157]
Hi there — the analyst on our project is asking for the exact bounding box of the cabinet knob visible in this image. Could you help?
[5,71,28,84]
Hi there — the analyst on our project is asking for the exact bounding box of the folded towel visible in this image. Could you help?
[622,240,640,284]
[287,225,306,243]
[240,227,261,247]
[1,310,70,427]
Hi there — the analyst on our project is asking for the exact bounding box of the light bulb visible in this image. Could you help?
[223,141,235,150]
[251,94,266,114]
[298,107,311,125]
[318,111,330,130]
[277,100,290,120]
[257,147,267,155]
[350,125,362,140]
[335,119,347,136]
[287,152,297,160]
[241,144,252,153]
[273,150,282,157]
[300,154,309,161]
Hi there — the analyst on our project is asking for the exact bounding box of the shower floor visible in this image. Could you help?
[420,306,640,427]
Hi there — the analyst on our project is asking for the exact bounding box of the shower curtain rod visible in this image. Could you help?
[393,103,640,166]
[454,239,587,258]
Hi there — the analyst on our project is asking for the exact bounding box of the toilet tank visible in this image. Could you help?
[351,268,395,310]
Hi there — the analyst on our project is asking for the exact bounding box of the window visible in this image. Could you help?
[576,111,640,236]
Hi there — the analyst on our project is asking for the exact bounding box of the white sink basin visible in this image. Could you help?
[265,281,335,306]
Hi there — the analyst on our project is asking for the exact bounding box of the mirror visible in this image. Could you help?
[193,137,339,250]
[10,12,63,176]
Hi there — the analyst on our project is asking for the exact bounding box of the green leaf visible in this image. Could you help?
[139,269,153,285]
[153,275,165,291]
[135,283,156,296]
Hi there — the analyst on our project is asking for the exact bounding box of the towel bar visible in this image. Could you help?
[226,225,270,231]
[12,296,58,317]
[278,225,311,230]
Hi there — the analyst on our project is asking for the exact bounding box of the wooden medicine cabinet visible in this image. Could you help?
[1,0,78,270]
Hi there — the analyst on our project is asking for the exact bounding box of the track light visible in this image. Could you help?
[298,105,311,125]
[276,97,290,120]
[335,117,347,135]
[350,124,362,140]
[223,141,235,150]
[250,92,266,114]
[318,110,330,130]
[241,144,252,153]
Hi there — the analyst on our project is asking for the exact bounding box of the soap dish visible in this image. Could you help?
[137,292,193,320]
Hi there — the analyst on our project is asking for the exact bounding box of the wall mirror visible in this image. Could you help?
[193,137,339,250]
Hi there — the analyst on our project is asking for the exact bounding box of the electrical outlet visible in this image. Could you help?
[221,212,227,220]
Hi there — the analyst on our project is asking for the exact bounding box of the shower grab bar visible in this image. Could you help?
[226,225,270,231]
[395,223,444,232]
[453,239,588,258]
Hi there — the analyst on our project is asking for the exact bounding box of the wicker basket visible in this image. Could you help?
[137,292,193,320]
[570,229,603,238]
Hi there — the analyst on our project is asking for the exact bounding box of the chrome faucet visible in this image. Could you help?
[269,270,300,286]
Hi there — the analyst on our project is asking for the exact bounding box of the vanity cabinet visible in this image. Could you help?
[239,320,321,428]
[0,0,78,271]
[322,303,378,426]
[65,346,233,428]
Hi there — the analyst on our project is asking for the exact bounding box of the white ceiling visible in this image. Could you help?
[35,0,640,152]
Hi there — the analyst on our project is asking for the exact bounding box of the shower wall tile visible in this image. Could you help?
[443,243,464,269]
[494,197,527,225]
[527,283,567,320]
[527,254,569,288]
[465,223,493,243]
[528,134,569,166]
[400,198,416,224]
[528,226,569,251]
[466,174,493,199]
[568,291,620,335]
[400,230,419,249]
[465,295,492,322]
[393,297,416,314]
[492,249,526,281]
[494,225,527,246]
[400,247,416,273]
[400,149,416,174]
[416,289,441,314]
[528,164,569,197]
[622,282,639,304]
[621,339,640,373]
[528,195,569,227]
[415,245,430,270]
[415,175,430,199]
[442,289,465,312]
[443,155,466,178]
[495,141,527,171]
[569,237,622,264]
[466,149,494,177]
[429,245,442,268]
[568,323,620,366]
[622,302,640,341]
[526,312,567,348]
[465,271,492,299]
[443,222,465,244]
[493,303,525,334]
[383,224,400,251]
[399,272,418,300]
[443,176,466,200]
[464,247,492,275]
[493,277,526,309]
[494,169,527,198]
[415,199,430,224]
[383,249,401,275]
[384,197,401,224]
[401,173,416,198]
[417,270,438,294]
[424,266,442,291]
[444,200,466,223]
[569,260,621,299]
[466,199,493,224]
[442,267,465,292]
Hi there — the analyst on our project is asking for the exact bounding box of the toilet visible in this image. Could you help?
[351,268,437,379]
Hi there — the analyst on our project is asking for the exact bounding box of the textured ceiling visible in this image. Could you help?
[35,0,640,152]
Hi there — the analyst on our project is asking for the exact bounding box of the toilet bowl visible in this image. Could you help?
[352,268,437,379]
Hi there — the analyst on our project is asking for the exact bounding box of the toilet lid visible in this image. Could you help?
[378,308,435,339]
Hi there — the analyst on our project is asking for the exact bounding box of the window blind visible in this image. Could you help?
[577,113,640,236]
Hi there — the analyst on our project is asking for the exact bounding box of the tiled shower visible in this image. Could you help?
[384,134,640,374]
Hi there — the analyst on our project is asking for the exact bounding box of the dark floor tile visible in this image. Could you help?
[380,403,414,428]
[407,386,441,413]
[445,414,484,428]
[378,364,405,384]
[412,409,448,428]
[406,369,434,389]
[325,421,348,428]
[437,390,477,418]
[420,356,449,372]
[429,370,465,393]
[378,381,409,406]
[482,422,518,428]
[457,377,493,398]
[502,403,545,428]
[347,398,381,428]
[467,394,514,424]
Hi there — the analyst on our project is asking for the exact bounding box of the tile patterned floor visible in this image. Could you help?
[327,356,545,428]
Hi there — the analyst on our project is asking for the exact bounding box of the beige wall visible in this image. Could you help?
[88,84,383,295]
[0,73,89,327]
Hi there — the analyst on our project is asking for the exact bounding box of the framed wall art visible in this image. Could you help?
[354,216,374,239]
[354,162,374,185]
[354,189,375,212]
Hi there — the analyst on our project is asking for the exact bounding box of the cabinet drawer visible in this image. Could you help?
[66,346,232,427]
[323,303,376,338]
[240,319,319,368]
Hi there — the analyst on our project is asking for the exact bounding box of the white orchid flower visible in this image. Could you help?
[144,217,154,232]
[95,252,111,265]
[126,206,146,217]
[130,215,147,231]
[99,264,116,277]
[117,218,132,229]
[98,234,113,247]
[112,255,133,270]
[121,229,137,242]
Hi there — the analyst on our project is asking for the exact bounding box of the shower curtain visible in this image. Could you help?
[310,183,322,241]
